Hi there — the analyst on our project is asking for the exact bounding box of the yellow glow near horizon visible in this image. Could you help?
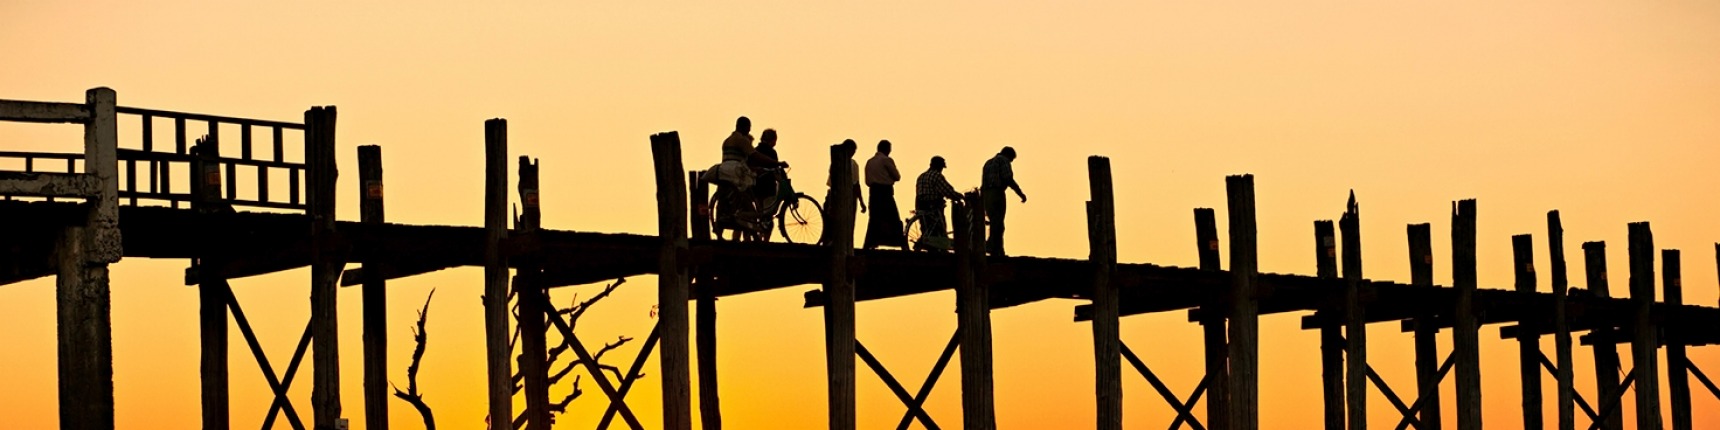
[3,1,1720,429]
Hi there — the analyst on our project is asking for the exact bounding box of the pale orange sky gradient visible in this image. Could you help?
[3,1,1720,429]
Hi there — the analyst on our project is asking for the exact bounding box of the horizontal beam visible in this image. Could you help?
[0,100,90,123]
[0,172,101,198]
[115,106,305,130]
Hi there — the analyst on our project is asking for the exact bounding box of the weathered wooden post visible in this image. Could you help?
[689,171,721,430]
[822,142,858,430]
[650,132,693,430]
[1626,222,1661,430]
[959,190,996,430]
[1088,157,1121,430]
[192,134,230,430]
[1512,234,1542,430]
[1195,208,1227,430]
[306,105,342,430]
[1341,193,1366,430]
[359,145,388,430]
[517,156,552,429]
[1582,242,1622,430]
[59,87,119,430]
[1547,212,1573,430]
[1226,174,1259,429]
[1663,250,1690,430]
[482,118,513,429]
[1317,220,1344,430]
[1408,223,1439,430]
[1452,200,1482,430]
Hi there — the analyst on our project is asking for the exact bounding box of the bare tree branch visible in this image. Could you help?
[391,289,437,430]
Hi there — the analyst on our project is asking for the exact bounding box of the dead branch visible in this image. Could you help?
[391,289,437,430]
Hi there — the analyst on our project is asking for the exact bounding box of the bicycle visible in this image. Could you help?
[710,167,825,244]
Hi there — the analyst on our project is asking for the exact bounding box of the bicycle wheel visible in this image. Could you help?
[903,215,922,251]
[707,192,727,240]
[778,193,824,245]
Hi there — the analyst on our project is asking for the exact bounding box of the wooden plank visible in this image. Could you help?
[1088,157,1120,430]
[1663,250,1690,430]
[823,141,859,430]
[517,155,552,430]
[114,106,305,130]
[1195,208,1227,430]
[482,118,513,428]
[1452,199,1482,430]
[651,132,693,430]
[957,190,995,430]
[1409,223,1440,430]
[1626,222,1661,430]
[358,145,388,430]
[690,171,721,430]
[1548,212,1574,430]
[1342,193,1366,430]
[0,99,90,123]
[305,105,342,430]
[1317,220,1344,430]
[1513,234,1543,430]
[1583,241,1623,430]
[0,172,102,198]
[1226,174,1259,429]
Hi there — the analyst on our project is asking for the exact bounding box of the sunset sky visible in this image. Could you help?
[3,1,1720,429]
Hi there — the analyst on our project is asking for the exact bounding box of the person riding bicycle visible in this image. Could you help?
[705,116,785,232]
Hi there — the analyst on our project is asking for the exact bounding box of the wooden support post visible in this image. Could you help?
[1582,242,1623,430]
[1341,193,1366,430]
[822,141,859,430]
[517,156,551,430]
[1088,157,1121,430]
[1513,234,1543,430]
[358,145,388,430]
[1226,174,1259,430]
[1317,220,1344,430]
[1451,199,1482,430]
[1195,208,1227,430]
[955,192,996,430]
[1547,212,1574,430]
[482,118,513,429]
[689,171,721,430]
[193,136,229,430]
[1663,250,1690,430]
[305,105,342,430]
[45,93,119,430]
[1626,222,1661,430]
[651,132,693,430]
[1409,223,1440,430]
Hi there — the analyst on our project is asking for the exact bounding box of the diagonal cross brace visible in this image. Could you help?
[220,280,309,430]
[1537,351,1599,420]
[1120,342,1206,430]
[1393,352,1456,430]
[856,340,940,430]
[538,294,646,430]
[598,325,662,430]
[1366,365,1422,430]
[1585,369,1637,430]
[894,330,962,430]
[1687,358,1720,402]
[1167,374,1210,430]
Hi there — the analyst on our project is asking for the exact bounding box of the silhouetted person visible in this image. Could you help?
[750,128,787,240]
[863,140,905,249]
[980,146,1025,257]
[827,139,866,214]
[915,156,963,251]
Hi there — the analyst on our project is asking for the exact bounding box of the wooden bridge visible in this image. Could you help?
[4,87,1718,430]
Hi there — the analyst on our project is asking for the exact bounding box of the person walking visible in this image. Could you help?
[863,140,906,249]
[980,146,1026,257]
[914,156,964,251]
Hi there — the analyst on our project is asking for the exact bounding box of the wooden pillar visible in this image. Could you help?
[1582,242,1623,430]
[1225,175,1259,429]
[650,132,693,430]
[1409,223,1439,430]
[1663,250,1690,430]
[305,106,342,430]
[358,145,388,430]
[1316,220,1344,430]
[1512,234,1542,430]
[517,156,552,429]
[1195,208,1227,430]
[1451,199,1482,430]
[1341,193,1366,430]
[1088,157,1121,430]
[689,171,721,430]
[959,190,996,430]
[193,136,229,430]
[59,87,118,430]
[1547,212,1573,430]
[821,142,858,430]
[482,118,513,429]
[1626,222,1661,430]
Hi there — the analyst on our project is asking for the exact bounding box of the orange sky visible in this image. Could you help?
[3,1,1720,429]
